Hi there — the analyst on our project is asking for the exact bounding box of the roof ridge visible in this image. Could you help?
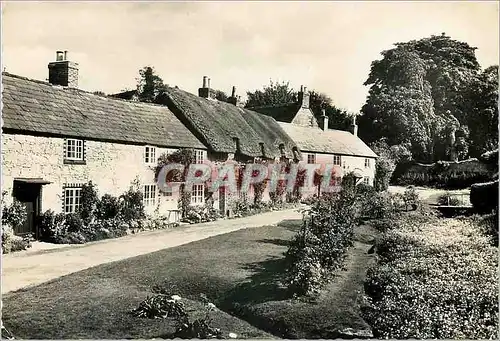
[2,72,175,110]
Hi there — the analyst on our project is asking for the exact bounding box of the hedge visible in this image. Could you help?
[470,180,499,214]
[392,158,495,189]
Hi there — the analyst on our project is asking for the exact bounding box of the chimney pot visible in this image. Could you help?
[300,85,304,92]
[63,51,68,60]
[202,76,208,88]
[303,86,307,93]
[322,109,328,131]
[351,115,358,136]
[298,84,310,109]
[207,78,211,89]
[231,86,236,97]
[56,51,64,61]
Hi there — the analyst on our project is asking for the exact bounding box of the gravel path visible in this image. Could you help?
[2,209,303,294]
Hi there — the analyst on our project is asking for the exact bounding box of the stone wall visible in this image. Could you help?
[1,133,208,215]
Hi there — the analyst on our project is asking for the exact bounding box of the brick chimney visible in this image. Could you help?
[297,85,310,108]
[198,76,216,99]
[321,109,329,131]
[48,51,78,87]
[350,115,358,136]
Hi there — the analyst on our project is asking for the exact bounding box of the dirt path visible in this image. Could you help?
[1,209,303,294]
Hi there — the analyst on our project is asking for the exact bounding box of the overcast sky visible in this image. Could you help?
[2,1,499,112]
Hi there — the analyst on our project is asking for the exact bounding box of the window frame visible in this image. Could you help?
[191,184,205,204]
[333,154,342,166]
[144,146,157,165]
[307,153,316,164]
[63,185,82,214]
[143,184,157,207]
[364,158,371,169]
[195,150,204,164]
[363,177,370,185]
[64,138,85,164]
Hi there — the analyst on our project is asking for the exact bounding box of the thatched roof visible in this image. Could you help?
[1,73,206,149]
[162,87,301,159]
[279,122,378,158]
[247,103,300,123]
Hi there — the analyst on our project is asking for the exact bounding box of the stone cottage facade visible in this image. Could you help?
[1,52,207,236]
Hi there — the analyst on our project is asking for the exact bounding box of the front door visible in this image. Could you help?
[12,181,42,238]
[219,187,226,217]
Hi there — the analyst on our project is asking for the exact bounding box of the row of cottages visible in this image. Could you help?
[248,86,377,192]
[1,52,376,237]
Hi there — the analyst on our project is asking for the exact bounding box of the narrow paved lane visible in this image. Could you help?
[2,209,303,294]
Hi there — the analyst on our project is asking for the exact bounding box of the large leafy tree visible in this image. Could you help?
[359,34,497,161]
[245,80,297,108]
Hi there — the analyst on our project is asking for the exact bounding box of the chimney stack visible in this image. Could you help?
[297,84,310,109]
[227,86,242,106]
[321,109,329,131]
[198,75,216,99]
[48,50,79,87]
[350,115,358,136]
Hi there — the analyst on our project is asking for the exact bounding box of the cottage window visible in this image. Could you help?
[65,139,84,161]
[143,184,157,206]
[144,146,157,165]
[191,184,204,204]
[307,153,316,164]
[195,150,204,164]
[363,177,370,185]
[64,186,82,214]
[333,154,342,166]
[364,158,370,168]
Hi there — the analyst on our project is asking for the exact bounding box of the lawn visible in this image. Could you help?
[2,218,377,339]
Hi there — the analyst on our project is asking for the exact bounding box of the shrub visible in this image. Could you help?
[2,226,32,254]
[120,185,146,225]
[79,181,99,224]
[470,180,499,214]
[437,192,461,206]
[285,186,358,296]
[131,294,188,319]
[173,301,222,339]
[363,214,498,339]
[38,210,67,243]
[402,185,419,211]
[95,194,121,220]
[64,213,85,233]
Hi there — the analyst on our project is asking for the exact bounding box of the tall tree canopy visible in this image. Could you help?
[136,66,167,103]
[246,80,353,131]
[359,34,498,162]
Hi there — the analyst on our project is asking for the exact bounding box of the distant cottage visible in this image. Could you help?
[248,85,377,193]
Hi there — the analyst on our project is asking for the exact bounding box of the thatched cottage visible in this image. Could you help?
[1,52,207,236]
[248,86,377,192]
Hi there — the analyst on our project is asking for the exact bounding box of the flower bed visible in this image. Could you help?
[363,212,498,339]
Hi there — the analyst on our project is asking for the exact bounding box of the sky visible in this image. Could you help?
[2,1,499,112]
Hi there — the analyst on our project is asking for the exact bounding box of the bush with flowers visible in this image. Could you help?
[363,213,498,339]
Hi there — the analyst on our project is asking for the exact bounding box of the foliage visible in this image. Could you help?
[136,66,167,103]
[285,184,358,296]
[1,198,26,231]
[79,181,99,225]
[359,34,498,162]
[470,180,499,214]
[2,226,32,254]
[120,182,146,226]
[183,204,220,224]
[402,186,419,211]
[155,149,195,218]
[245,80,297,108]
[173,301,223,339]
[437,192,461,206]
[214,89,228,102]
[363,213,498,339]
[131,294,188,319]
[392,158,494,189]
[370,139,412,191]
[38,210,67,243]
[95,194,121,220]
